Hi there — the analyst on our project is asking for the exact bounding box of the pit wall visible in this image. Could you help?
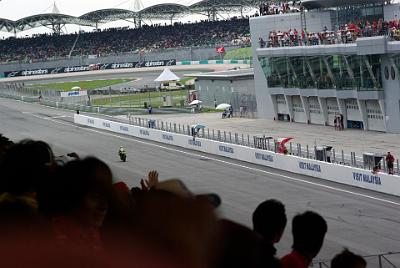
[74,114,400,197]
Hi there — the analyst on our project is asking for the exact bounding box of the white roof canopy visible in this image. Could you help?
[154,68,180,82]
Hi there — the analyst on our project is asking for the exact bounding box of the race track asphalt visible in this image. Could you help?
[24,69,205,90]
[1,97,399,265]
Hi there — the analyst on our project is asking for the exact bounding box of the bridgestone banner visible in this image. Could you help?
[4,59,177,78]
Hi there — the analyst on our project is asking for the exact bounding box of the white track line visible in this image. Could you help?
[27,113,400,206]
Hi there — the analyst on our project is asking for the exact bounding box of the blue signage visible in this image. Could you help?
[188,139,202,147]
[68,91,80,97]
[255,152,274,162]
[140,130,150,136]
[87,119,95,125]
[299,161,321,172]
[219,145,234,154]
[162,134,174,141]
[353,172,381,185]
[120,126,129,132]
[102,122,111,128]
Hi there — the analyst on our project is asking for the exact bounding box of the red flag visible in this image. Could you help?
[216,46,225,54]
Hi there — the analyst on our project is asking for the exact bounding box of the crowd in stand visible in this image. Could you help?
[0,133,369,268]
[260,19,400,48]
[0,18,250,64]
[259,1,301,16]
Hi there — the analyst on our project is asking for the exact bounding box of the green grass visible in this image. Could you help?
[179,77,194,84]
[30,79,133,91]
[224,47,253,60]
[91,90,188,108]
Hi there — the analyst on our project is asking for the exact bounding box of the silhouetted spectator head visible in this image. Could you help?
[39,157,113,228]
[0,139,54,195]
[331,249,366,268]
[128,189,218,268]
[0,134,13,164]
[214,219,261,268]
[252,199,287,243]
[292,211,327,258]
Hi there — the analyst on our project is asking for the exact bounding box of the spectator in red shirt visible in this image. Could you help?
[281,211,328,268]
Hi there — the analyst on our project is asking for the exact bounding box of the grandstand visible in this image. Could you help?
[0,18,250,63]
[0,0,256,64]
[0,0,260,35]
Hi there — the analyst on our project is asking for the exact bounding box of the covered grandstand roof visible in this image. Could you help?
[0,0,257,33]
[139,3,190,20]
[0,18,14,32]
[79,9,135,23]
[190,0,258,13]
[13,13,95,32]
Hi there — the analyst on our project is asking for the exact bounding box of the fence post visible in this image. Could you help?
[247,135,250,147]
[207,129,210,139]
[267,139,270,151]
[235,133,238,144]
[229,132,232,143]
[397,159,399,175]
[174,123,176,132]
[332,149,335,163]
[382,158,386,173]
[213,129,215,139]
[378,255,382,268]
[224,131,226,142]
[242,134,244,145]
[306,145,309,158]
[202,128,205,137]
[314,146,317,160]
[299,144,302,157]
[289,142,293,155]
[342,150,345,164]
[218,130,221,141]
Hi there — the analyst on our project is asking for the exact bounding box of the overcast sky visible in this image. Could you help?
[0,0,219,38]
[0,0,254,38]
[0,0,200,20]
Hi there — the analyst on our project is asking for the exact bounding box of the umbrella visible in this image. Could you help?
[276,137,293,145]
[216,103,231,110]
[193,124,206,130]
[189,100,202,106]
[71,86,81,90]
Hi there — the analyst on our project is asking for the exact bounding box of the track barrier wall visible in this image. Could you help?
[74,114,400,197]
[0,59,252,79]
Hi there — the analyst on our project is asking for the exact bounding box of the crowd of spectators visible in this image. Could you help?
[0,18,250,64]
[259,1,301,16]
[0,133,368,268]
[260,19,400,48]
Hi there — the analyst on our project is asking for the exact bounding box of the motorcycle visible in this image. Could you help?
[119,151,127,162]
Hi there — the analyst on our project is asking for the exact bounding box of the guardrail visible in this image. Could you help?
[1,85,398,178]
[74,113,400,197]
[128,115,400,177]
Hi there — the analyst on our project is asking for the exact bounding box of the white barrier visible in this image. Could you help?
[74,114,400,197]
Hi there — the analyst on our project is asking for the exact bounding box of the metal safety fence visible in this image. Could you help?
[0,85,398,176]
[128,115,400,176]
